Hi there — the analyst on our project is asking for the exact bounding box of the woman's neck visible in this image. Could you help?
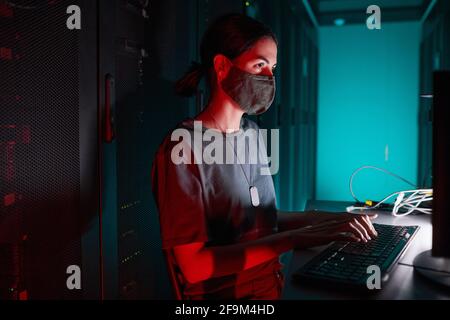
[196,92,244,132]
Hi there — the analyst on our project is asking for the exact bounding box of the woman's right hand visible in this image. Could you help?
[289,213,378,249]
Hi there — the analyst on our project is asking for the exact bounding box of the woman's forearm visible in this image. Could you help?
[178,230,294,284]
[277,210,340,232]
[180,211,351,283]
[179,211,343,284]
[277,210,314,231]
[180,211,369,284]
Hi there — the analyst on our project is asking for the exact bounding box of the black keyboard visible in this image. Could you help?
[292,223,419,289]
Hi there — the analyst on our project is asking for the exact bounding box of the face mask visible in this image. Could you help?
[221,64,276,115]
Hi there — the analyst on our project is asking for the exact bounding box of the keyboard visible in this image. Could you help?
[292,223,419,289]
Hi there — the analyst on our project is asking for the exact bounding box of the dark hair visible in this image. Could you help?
[175,13,278,97]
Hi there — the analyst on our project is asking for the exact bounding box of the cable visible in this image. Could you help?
[349,165,417,203]
[392,190,432,216]
[346,188,432,216]
[347,165,432,216]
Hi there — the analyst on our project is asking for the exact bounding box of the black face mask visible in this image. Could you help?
[221,65,276,115]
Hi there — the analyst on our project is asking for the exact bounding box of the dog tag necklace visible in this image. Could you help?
[209,113,260,207]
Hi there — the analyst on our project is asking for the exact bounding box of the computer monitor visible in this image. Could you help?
[413,71,450,287]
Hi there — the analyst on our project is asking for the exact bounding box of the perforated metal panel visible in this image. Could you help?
[0,0,99,299]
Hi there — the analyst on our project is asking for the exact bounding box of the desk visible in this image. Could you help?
[281,200,450,300]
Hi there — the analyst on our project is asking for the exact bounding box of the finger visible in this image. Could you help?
[366,213,378,220]
[347,213,378,237]
[353,218,371,241]
[360,215,378,237]
[346,222,366,242]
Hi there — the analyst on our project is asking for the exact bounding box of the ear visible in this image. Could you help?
[213,54,232,83]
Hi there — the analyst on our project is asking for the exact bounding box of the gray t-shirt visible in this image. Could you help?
[151,116,281,297]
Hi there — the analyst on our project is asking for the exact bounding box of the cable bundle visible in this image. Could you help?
[346,166,433,217]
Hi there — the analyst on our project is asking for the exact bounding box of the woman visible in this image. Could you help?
[151,13,377,300]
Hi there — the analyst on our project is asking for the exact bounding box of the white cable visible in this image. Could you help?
[348,165,432,217]
[394,200,425,216]
[393,191,432,216]
[346,188,432,216]
[349,165,417,203]
[347,190,402,213]
[393,190,432,216]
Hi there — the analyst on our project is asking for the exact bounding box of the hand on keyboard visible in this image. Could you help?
[292,223,419,287]
[290,213,378,249]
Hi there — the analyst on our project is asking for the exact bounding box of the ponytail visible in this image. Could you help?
[174,61,208,97]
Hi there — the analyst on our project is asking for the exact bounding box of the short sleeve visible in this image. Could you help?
[151,139,209,249]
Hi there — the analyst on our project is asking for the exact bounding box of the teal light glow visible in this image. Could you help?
[316,22,421,202]
[334,18,346,26]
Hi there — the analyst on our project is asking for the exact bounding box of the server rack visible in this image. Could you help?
[0,0,99,299]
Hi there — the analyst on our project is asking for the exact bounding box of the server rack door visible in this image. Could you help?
[0,0,100,299]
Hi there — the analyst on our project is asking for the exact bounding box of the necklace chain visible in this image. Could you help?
[207,112,252,187]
